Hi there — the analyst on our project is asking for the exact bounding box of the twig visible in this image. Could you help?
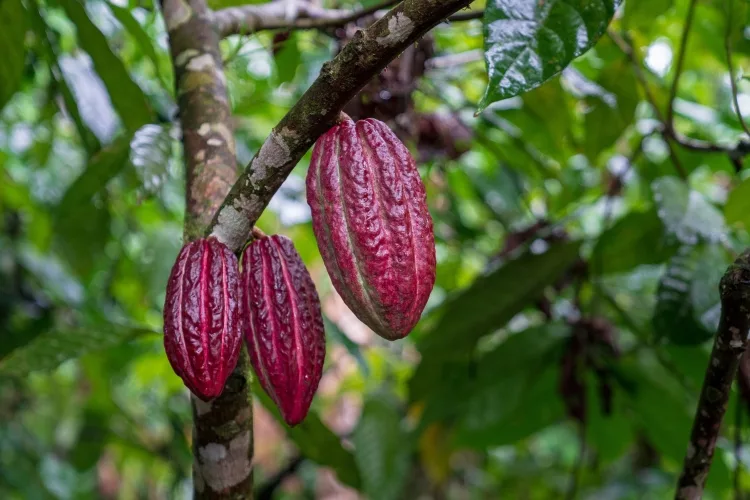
[666,0,699,132]
[160,1,254,498]
[205,0,474,252]
[675,250,750,500]
[725,0,750,137]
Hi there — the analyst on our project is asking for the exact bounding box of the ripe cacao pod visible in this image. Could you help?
[240,234,326,426]
[306,117,436,340]
[163,237,242,401]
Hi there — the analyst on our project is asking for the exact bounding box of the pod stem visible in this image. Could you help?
[252,226,267,240]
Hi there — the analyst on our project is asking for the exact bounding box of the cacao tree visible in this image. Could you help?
[2,0,750,499]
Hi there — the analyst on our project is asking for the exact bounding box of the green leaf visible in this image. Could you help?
[252,381,362,489]
[591,209,677,275]
[0,325,155,376]
[353,391,411,500]
[0,0,28,113]
[417,241,581,357]
[623,0,674,30]
[583,57,639,161]
[725,177,750,230]
[479,0,622,110]
[324,316,370,376]
[129,124,175,195]
[455,365,565,447]
[274,32,300,84]
[652,243,728,345]
[107,2,169,90]
[55,139,131,277]
[652,176,727,244]
[411,323,570,418]
[58,0,154,133]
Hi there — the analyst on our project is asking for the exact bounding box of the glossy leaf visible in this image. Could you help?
[480,0,622,109]
[652,243,728,345]
[652,176,726,244]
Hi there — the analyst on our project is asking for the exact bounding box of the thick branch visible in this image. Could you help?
[160,1,253,498]
[207,0,474,251]
[675,250,750,500]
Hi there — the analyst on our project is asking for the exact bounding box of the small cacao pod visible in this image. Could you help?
[306,117,436,340]
[163,237,242,401]
[240,234,326,426]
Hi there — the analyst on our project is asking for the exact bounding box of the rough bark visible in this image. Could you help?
[675,250,750,500]
[207,0,475,253]
[160,0,253,498]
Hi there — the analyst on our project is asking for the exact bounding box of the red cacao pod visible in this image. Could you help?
[163,237,242,401]
[240,234,326,426]
[306,117,436,340]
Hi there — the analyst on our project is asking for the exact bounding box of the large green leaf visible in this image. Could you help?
[0,325,156,376]
[591,209,677,275]
[58,0,154,133]
[252,381,362,489]
[652,243,728,345]
[480,0,622,110]
[55,138,131,277]
[353,392,411,500]
[417,241,581,357]
[652,176,727,244]
[0,0,27,113]
[455,364,565,447]
[583,57,638,161]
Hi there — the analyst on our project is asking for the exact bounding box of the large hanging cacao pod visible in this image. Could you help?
[306,117,436,340]
[240,234,326,426]
[163,237,242,401]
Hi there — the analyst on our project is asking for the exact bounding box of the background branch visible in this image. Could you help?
[213,0,480,37]
[206,0,474,252]
[675,250,750,500]
[160,0,253,498]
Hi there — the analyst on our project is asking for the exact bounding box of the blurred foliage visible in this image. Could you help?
[2,0,750,499]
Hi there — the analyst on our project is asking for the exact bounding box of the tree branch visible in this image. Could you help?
[213,0,399,37]
[160,1,254,498]
[206,0,474,252]
[675,250,750,500]
[213,0,480,38]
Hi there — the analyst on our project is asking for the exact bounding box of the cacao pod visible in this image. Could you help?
[306,117,436,340]
[163,237,242,401]
[240,234,326,426]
